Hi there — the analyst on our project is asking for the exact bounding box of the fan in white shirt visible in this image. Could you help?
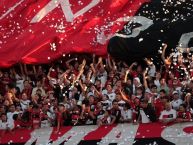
[0,114,14,130]
[20,93,30,111]
[101,95,112,110]
[6,105,19,124]
[120,104,132,122]
[170,91,182,110]
[159,102,177,124]
[31,81,46,97]
[102,84,116,102]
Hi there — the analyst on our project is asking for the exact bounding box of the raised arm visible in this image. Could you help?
[65,58,75,69]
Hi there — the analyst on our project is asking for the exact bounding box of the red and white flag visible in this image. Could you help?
[0,0,148,67]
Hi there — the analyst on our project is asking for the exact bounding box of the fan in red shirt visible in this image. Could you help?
[31,105,41,129]
[154,89,168,118]
[176,104,192,122]
[56,103,71,133]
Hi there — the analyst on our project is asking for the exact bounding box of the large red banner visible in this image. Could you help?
[0,0,148,67]
[0,123,193,145]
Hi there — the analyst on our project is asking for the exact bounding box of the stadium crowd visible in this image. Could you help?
[0,44,193,134]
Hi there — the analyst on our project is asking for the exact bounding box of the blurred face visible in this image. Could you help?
[1,114,7,122]
[133,79,139,86]
[116,94,121,101]
[37,81,42,87]
[102,95,107,101]
[173,93,179,100]
[43,104,49,110]
[144,92,151,99]
[127,79,132,85]
[89,96,95,104]
[179,106,185,112]
[11,88,17,94]
[107,85,112,92]
[95,80,101,87]
[97,102,102,109]
[160,91,166,98]
[140,102,148,108]
[165,103,171,111]
[16,106,21,111]
[160,78,166,85]
[0,106,5,113]
[9,105,15,112]
[58,105,65,112]
[151,87,157,93]
[99,65,105,73]
[21,93,27,100]
[173,79,178,86]
[169,73,174,79]
[136,88,142,95]
[137,65,142,73]
[156,72,161,79]
[109,71,114,78]
[24,80,29,88]
[112,101,119,109]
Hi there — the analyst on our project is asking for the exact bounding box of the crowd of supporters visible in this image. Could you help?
[0,44,193,134]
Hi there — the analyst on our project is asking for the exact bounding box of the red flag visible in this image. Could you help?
[0,0,148,67]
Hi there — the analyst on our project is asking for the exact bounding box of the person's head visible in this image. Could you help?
[126,78,132,85]
[169,72,175,80]
[179,104,186,112]
[160,78,166,85]
[28,102,33,110]
[112,100,119,109]
[133,77,140,86]
[32,105,39,112]
[151,85,157,93]
[58,103,65,112]
[102,94,109,101]
[156,72,161,79]
[144,91,151,100]
[159,89,166,98]
[95,79,101,87]
[36,80,42,88]
[42,103,49,110]
[0,105,5,114]
[8,83,17,94]
[97,101,102,109]
[123,103,131,111]
[109,71,115,78]
[165,102,172,111]
[23,80,30,88]
[99,64,105,73]
[16,105,21,112]
[172,91,179,100]
[115,94,122,101]
[9,104,16,112]
[136,86,143,95]
[89,95,95,104]
[137,65,143,73]
[0,113,7,122]
[21,93,28,101]
[13,114,20,121]
[106,84,113,93]
[140,99,149,108]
